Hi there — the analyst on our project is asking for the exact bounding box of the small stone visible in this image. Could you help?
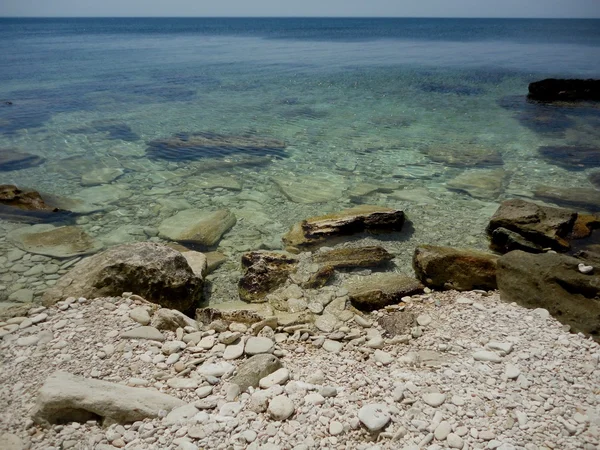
[187,426,206,439]
[434,421,452,440]
[486,341,513,354]
[195,386,213,398]
[162,341,186,355]
[329,420,344,435]
[423,392,446,407]
[197,361,234,377]
[505,364,520,379]
[198,335,216,349]
[167,378,199,389]
[304,393,326,405]
[416,314,432,327]
[129,307,151,325]
[447,433,463,448]
[121,326,165,342]
[373,350,393,365]
[354,315,372,327]
[219,402,242,417]
[259,368,290,389]
[223,343,245,360]
[365,335,385,349]
[218,331,240,345]
[268,395,295,421]
[358,403,390,432]
[30,313,48,324]
[245,336,275,355]
[322,339,344,353]
[17,335,39,346]
[479,430,496,441]
[578,263,593,274]
[456,297,473,304]
[473,350,502,363]
[242,429,257,442]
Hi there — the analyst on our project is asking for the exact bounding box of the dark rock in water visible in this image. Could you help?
[487,199,577,252]
[312,246,394,269]
[534,185,600,213]
[528,78,600,102]
[419,82,484,96]
[68,119,139,142]
[0,185,73,224]
[0,148,45,171]
[280,106,328,119]
[42,242,203,311]
[412,245,498,291]
[146,132,287,161]
[515,108,574,137]
[282,205,406,253]
[421,145,503,168]
[343,273,424,311]
[490,227,544,254]
[590,172,600,189]
[538,145,600,170]
[238,251,298,303]
[497,250,600,340]
[3,101,12,106]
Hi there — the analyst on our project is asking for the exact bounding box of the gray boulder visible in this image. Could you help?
[42,242,203,311]
[230,354,283,392]
[32,371,185,425]
[342,272,424,311]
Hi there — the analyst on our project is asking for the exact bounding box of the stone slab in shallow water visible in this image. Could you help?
[283,205,406,252]
[0,148,45,171]
[0,185,74,224]
[388,188,436,204]
[497,250,600,340]
[271,173,346,204]
[312,246,394,269]
[534,185,600,213]
[158,209,236,247]
[446,169,507,200]
[146,132,287,161]
[42,242,203,310]
[7,224,102,258]
[538,145,600,170]
[238,251,298,303]
[421,144,503,168]
[80,168,124,186]
[185,174,242,191]
[32,371,184,425]
[343,272,423,311]
[412,245,498,291]
[486,199,577,252]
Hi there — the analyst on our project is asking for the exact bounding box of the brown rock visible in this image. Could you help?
[378,312,416,336]
[282,205,405,252]
[486,199,577,252]
[534,185,600,213]
[42,242,203,311]
[300,265,335,289]
[413,245,498,291]
[342,272,424,311]
[497,250,600,340]
[196,303,269,325]
[0,185,72,224]
[312,246,394,269]
[238,251,298,303]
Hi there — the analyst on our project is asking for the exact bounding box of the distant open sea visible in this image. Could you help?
[0,18,599,304]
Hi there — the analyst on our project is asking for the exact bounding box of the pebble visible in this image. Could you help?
[434,421,452,440]
[195,386,213,398]
[473,350,503,363]
[223,343,245,360]
[259,368,290,389]
[358,404,390,432]
[268,395,295,421]
[129,307,151,325]
[447,433,463,448]
[505,363,521,379]
[417,314,432,326]
[373,349,393,365]
[121,326,165,342]
[329,420,344,435]
[422,392,446,407]
[167,378,199,389]
[244,336,275,355]
[322,339,344,353]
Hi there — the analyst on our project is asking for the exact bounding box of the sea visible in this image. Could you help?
[0,18,599,305]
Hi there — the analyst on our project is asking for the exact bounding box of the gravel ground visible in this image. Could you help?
[1,290,599,450]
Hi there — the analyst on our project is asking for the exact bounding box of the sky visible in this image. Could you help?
[1,0,600,18]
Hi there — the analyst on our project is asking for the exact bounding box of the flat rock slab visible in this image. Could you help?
[283,205,406,252]
[534,185,600,213]
[421,144,503,168]
[42,242,203,310]
[0,148,45,171]
[121,326,165,342]
[486,199,577,252]
[272,173,346,204]
[32,371,184,425]
[343,272,424,311]
[413,245,498,291]
[447,169,507,200]
[7,224,102,258]
[312,246,393,269]
[158,209,236,247]
[185,175,242,191]
[81,168,124,186]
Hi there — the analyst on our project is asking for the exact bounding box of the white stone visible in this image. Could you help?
[417,314,432,326]
[304,393,325,405]
[259,368,290,389]
[322,339,343,353]
[447,433,463,448]
[223,343,244,360]
[197,361,234,377]
[373,350,393,365]
[505,364,520,379]
[486,341,513,354]
[198,336,216,349]
[195,386,213,398]
[129,307,151,326]
[473,350,502,363]
[435,421,452,440]
[244,336,275,355]
[358,403,390,432]
[162,340,186,355]
[422,392,446,407]
[167,378,199,389]
[365,335,385,349]
[268,395,295,421]
[329,420,344,435]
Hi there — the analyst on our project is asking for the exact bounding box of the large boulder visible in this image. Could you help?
[412,245,498,291]
[342,273,424,311]
[282,205,405,252]
[528,78,600,102]
[486,199,577,252]
[42,242,203,311]
[497,251,600,339]
[238,251,298,303]
[32,371,185,425]
[312,246,394,269]
[158,209,236,247]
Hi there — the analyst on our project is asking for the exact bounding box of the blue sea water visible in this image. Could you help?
[0,18,599,303]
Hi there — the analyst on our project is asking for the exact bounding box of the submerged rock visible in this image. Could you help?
[32,371,184,425]
[42,242,203,311]
[0,185,73,224]
[486,199,577,252]
[446,168,507,200]
[497,250,600,339]
[0,148,45,171]
[146,131,286,161]
[538,145,600,170]
[8,224,102,258]
[528,78,600,102]
[312,246,394,269]
[534,185,600,212]
[68,119,140,142]
[238,251,298,303]
[282,205,405,252]
[343,272,424,311]
[80,168,124,186]
[271,173,346,204]
[421,144,503,168]
[413,245,498,291]
[589,171,600,189]
[158,209,236,247]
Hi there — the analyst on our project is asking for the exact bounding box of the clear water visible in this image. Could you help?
[1,18,599,305]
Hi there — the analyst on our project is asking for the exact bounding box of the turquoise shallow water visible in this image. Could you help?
[0,18,599,305]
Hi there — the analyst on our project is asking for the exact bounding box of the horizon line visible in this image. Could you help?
[1,16,600,20]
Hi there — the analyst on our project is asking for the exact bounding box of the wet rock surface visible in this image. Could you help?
[538,145,600,170]
[158,209,236,247]
[528,78,600,102]
[534,185,600,213]
[0,185,73,224]
[7,224,102,258]
[238,251,299,303]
